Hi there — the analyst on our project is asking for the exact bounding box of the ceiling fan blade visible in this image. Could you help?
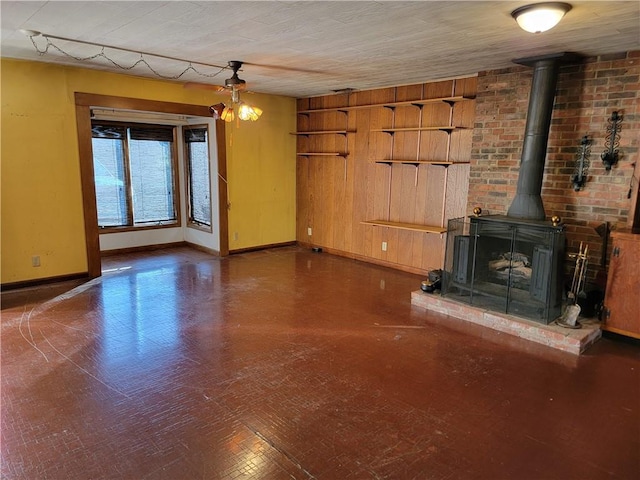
[184,82,226,92]
[241,61,326,75]
[186,59,319,95]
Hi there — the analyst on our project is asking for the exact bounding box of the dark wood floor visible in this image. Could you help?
[1,246,638,479]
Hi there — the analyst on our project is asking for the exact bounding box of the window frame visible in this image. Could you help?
[75,92,230,278]
[91,120,181,233]
[183,124,213,233]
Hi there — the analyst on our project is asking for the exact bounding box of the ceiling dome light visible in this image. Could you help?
[511,2,572,33]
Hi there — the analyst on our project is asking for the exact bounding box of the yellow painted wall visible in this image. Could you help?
[225,92,298,249]
[1,58,297,284]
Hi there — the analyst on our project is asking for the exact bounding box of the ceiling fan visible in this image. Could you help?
[185,61,247,99]
[186,61,262,122]
[185,59,324,91]
[185,60,328,122]
[217,60,247,101]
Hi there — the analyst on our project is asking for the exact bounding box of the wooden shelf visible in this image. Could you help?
[361,220,447,234]
[296,152,348,157]
[382,97,473,108]
[298,108,350,115]
[290,130,352,136]
[371,126,462,134]
[297,95,475,114]
[374,160,471,166]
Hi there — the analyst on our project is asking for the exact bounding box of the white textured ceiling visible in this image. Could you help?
[1,1,639,98]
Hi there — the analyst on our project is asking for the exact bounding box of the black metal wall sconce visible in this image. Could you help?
[601,111,622,171]
[572,135,591,191]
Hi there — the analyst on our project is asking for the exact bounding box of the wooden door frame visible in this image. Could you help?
[75,92,229,278]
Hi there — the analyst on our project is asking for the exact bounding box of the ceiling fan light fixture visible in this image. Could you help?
[237,103,263,122]
[220,105,235,122]
[210,61,262,123]
[209,103,226,119]
[511,2,571,33]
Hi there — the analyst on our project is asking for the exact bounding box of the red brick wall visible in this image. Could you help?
[469,51,639,271]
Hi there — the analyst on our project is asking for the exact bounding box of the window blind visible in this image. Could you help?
[91,125,126,139]
[91,121,174,142]
[129,125,174,142]
[184,128,207,143]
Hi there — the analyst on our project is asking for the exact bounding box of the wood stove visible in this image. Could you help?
[443,216,565,324]
[442,53,580,324]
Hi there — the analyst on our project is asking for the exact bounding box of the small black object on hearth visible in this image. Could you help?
[421,269,442,293]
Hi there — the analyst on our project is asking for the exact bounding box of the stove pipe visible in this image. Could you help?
[507,54,568,221]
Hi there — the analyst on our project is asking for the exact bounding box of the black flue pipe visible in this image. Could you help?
[507,53,579,220]
[507,56,560,220]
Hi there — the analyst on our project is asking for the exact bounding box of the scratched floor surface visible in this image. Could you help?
[1,246,638,479]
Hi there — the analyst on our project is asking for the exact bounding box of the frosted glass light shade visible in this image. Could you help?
[210,102,262,122]
[512,2,571,33]
[237,103,263,121]
[221,106,235,122]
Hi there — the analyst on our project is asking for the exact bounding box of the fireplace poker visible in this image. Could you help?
[558,243,589,329]
[576,244,588,299]
[568,242,584,303]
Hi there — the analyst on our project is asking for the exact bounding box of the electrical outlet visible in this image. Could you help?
[32,255,41,267]
[234,232,239,241]
[307,227,312,236]
[381,241,388,251]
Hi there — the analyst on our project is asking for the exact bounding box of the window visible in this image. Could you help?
[92,121,178,229]
[183,126,212,229]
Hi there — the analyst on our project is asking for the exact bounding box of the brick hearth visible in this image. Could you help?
[411,291,602,355]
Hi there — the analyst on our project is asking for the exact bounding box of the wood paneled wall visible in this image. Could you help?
[296,77,477,275]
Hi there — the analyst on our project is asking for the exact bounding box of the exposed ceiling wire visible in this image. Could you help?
[22,30,228,80]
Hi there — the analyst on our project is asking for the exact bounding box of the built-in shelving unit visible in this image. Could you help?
[369,96,472,166]
[361,89,474,234]
[293,116,353,158]
[295,76,477,274]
